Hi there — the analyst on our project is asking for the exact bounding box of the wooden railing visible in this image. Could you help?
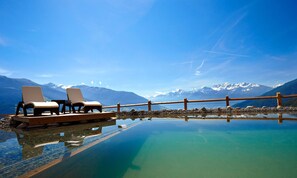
[102,92,297,113]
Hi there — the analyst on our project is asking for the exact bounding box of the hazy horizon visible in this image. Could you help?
[1,0,297,97]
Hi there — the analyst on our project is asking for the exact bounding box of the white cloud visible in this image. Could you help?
[273,83,283,88]
[91,80,94,85]
[147,91,167,99]
[58,84,73,89]
[195,60,205,76]
[99,81,102,85]
[195,71,201,76]
[0,68,12,76]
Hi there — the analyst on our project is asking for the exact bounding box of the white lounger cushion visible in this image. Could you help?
[72,101,102,106]
[26,102,59,108]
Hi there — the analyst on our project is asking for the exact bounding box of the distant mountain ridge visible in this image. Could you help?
[234,78,297,107]
[149,82,273,109]
[0,75,153,114]
[151,82,272,101]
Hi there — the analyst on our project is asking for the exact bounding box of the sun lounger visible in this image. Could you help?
[16,86,59,116]
[66,88,102,113]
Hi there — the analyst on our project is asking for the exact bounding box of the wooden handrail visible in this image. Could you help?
[230,96,276,101]
[282,94,297,98]
[152,101,184,105]
[188,98,226,103]
[102,92,297,112]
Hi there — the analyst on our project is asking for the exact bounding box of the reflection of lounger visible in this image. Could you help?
[16,86,59,116]
[66,88,102,113]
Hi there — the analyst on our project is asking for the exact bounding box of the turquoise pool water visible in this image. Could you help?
[32,118,297,178]
[1,115,297,177]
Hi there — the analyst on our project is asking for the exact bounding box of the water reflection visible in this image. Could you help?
[181,113,297,124]
[2,114,297,177]
[13,120,116,160]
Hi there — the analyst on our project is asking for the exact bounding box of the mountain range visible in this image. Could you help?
[151,83,273,100]
[0,75,153,114]
[234,78,297,107]
[150,82,273,108]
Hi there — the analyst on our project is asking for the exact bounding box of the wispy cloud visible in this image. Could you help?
[195,60,205,76]
[205,59,233,74]
[211,12,248,51]
[0,68,12,76]
[204,50,249,58]
[37,74,54,78]
[147,91,168,98]
[273,83,283,88]
[210,3,250,51]
[265,55,287,62]
[57,84,73,89]
[76,68,106,75]
[170,60,193,66]
[0,36,8,46]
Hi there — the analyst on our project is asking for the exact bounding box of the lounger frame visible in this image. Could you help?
[16,86,60,116]
[70,102,102,113]
[16,101,60,116]
[66,88,102,113]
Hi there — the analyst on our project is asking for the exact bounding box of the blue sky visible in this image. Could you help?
[0,0,297,97]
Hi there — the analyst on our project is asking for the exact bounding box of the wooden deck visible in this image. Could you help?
[12,112,116,127]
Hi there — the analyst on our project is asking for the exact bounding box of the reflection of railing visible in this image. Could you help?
[103,92,297,112]
[182,113,295,124]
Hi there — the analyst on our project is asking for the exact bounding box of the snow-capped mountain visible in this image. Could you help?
[150,82,272,102]
[211,82,261,91]
[43,83,71,92]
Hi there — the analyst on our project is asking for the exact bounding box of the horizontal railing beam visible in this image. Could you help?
[102,105,117,109]
[188,98,226,103]
[282,94,297,98]
[101,92,297,112]
[152,101,184,105]
[230,96,276,101]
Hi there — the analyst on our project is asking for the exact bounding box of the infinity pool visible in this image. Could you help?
[1,115,297,177]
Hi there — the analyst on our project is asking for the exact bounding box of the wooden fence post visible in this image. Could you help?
[276,92,282,107]
[226,96,230,107]
[184,98,188,110]
[117,103,121,113]
[148,100,152,111]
